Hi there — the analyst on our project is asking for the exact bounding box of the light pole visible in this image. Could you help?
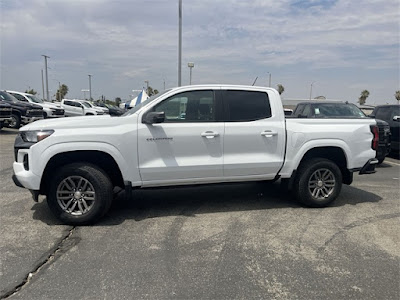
[88,74,92,100]
[188,62,194,85]
[267,72,271,87]
[42,55,50,101]
[309,81,316,100]
[178,0,182,86]
[144,80,149,93]
[41,69,45,101]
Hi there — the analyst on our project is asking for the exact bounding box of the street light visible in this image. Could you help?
[88,74,92,100]
[178,0,182,86]
[144,80,149,92]
[188,62,194,85]
[267,72,271,87]
[42,55,50,101]
[309,81,316,100]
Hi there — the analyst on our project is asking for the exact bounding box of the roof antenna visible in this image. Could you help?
[252,76,258,86]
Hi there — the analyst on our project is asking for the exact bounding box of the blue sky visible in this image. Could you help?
[1,0,399,104]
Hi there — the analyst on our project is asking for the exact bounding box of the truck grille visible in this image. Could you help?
[0,108,12,118]
[26,109,44,117]
[378,124,391,143]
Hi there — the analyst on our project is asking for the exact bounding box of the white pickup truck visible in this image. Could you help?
[13,85,379,225]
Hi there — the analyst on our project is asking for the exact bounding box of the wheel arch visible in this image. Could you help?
[40,150,124,194]
[287,146,353,189]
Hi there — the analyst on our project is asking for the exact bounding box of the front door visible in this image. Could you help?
[137,89,224,184]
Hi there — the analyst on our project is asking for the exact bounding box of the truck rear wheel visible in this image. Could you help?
[294,158,342,207]
[47,163,113,225]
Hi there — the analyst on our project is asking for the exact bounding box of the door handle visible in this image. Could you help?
[201,131,219,139]
[261,130,278,137]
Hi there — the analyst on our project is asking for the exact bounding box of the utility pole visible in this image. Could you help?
[88,74,92,100]
[145,80,149,93]
[41,69,45,100]
[309,81,316,100]
[163,79,166,90]
[178,0,182,86]
[267,72,271,87]
[42,55,50,101]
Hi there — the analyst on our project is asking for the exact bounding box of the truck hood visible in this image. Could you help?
[21,115,121,131]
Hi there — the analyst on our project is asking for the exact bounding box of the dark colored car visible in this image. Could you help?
[0,100,13,129]
[95,102,124,116]
[291,101,391,164]
[0,91,44,129]
[370,105,400,153]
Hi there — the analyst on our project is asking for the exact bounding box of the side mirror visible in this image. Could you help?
[368,114,375,118]
[143,111,165,124]
[393,116,400,122]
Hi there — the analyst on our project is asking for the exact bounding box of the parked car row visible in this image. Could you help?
[0,91,45,129]
[0,89,125,129]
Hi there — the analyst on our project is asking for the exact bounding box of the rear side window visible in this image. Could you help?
[223,90,271,121]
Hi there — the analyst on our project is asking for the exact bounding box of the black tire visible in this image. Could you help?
[377,157,385,164]
[9,114,21,129]
[47,163,113,225]
[294,158,342,207]
[43,112,48,118]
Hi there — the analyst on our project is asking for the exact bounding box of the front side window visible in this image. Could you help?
[154,90,215,122]
[224,90,271,121]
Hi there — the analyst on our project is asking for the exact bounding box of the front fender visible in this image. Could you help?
[30,141,141,186]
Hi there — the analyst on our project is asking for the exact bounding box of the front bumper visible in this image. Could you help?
[21,116,44,124]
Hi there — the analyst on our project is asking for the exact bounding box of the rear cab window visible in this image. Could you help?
[222,90,271,122]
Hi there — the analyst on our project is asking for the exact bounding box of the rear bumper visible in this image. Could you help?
[358,158,378,175]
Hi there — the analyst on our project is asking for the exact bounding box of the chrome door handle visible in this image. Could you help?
[261,130,278,137]
[201,131,219,138]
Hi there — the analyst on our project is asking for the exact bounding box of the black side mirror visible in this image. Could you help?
[143,111,165,124]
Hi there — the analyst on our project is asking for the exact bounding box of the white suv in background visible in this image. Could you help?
[6,91,65,118]
[78,100,109,114]
[61,99,103,116]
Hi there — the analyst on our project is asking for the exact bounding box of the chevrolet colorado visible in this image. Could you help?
[13,85,378,224]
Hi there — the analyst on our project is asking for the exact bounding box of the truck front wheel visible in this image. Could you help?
[47,163,113,225]
[9,114,21,129]
[294,158,342,207]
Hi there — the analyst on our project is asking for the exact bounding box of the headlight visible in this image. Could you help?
[20,130,54,143]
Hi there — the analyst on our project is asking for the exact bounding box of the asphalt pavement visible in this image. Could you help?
[1,128,399,300]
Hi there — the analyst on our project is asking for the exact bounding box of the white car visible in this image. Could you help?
[61,99,102,116]
[78,100,109,114]
[7,91,65,118]
[13,85,378,225]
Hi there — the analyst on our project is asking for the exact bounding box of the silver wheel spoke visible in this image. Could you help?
[57,176,96,216]
[81,199,89,211]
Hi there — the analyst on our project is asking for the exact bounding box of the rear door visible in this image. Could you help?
[137,89,224,184]
[222,88,285,178]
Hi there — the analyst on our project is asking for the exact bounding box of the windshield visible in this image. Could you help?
[81,102,91,108]
[312,103,367,118]
[0,91,18,103]
[26,94,44,103]
[122,90,171,116]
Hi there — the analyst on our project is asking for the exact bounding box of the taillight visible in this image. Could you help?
[370,125,379,150]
